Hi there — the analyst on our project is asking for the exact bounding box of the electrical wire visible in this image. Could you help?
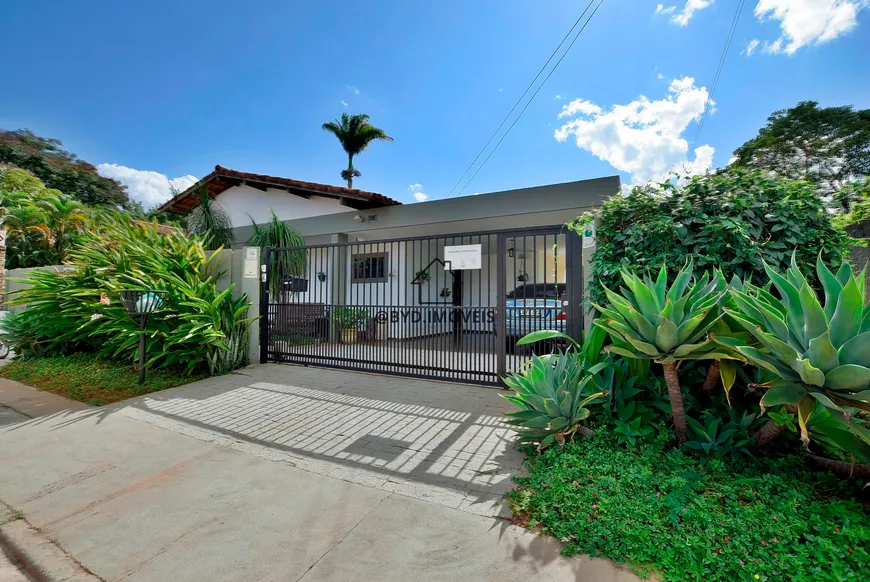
[453,0,606,197]
[443,0,599,199]
[689,0,746,154]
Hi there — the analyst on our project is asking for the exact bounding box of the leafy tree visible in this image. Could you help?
[321,113,393,188]
[186,188,234,250]
[833,177,870,238]
[0,129,130,207]
[732,101,870,211]
[572,167,850,307]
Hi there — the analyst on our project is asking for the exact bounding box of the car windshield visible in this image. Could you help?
[507,284,565,299]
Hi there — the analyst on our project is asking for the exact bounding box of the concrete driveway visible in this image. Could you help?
[0,365,640,581]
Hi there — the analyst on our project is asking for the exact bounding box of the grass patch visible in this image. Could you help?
[0,353,206,406]
[507,431,868,582]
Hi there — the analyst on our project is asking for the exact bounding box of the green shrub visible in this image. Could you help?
[3,217,254,375]
[573,168,850,307]
[508,432,869,582]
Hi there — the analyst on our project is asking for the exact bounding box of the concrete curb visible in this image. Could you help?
[0,504,102,582]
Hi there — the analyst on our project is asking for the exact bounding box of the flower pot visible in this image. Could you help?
[341,328,358,344]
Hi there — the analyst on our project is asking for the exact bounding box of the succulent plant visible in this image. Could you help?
[591,263,733,442]
[503,335,608,449]
[718,254,870,445]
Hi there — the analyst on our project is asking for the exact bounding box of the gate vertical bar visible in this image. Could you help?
[566,228,584,342]
[496,233,507,380]
[259,246,271,364]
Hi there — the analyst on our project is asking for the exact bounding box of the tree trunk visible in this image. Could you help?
[702,360,720,393]
[662,363,687,444]
[800,452,870,479]
[575,425,595,438]
[752,418,785,448]
[346,154,354,188]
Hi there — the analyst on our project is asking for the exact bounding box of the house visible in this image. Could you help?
[160,165,619,385]
[158,165,402,229]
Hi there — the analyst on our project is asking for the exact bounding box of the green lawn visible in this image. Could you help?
[0,353,206,406]
[508,431,868,582]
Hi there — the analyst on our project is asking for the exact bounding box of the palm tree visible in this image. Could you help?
[321,113,393,188]
[248,209,305,296]
[187,187,234,250]
[45,195,87,262]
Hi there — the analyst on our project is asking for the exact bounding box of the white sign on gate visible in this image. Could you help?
[444,244,482,270]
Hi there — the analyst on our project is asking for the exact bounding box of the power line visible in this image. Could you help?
[453,0,606,197]
[689,0,746,154]
[443,0,599,199]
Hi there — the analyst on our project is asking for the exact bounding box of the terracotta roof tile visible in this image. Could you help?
[157,165,402,214]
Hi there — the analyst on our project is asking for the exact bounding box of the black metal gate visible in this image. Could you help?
[259,227,583,385]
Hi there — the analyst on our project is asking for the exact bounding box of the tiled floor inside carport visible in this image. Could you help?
[119,364,525,516]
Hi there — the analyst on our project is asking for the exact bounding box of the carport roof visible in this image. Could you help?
[157,165,403,214]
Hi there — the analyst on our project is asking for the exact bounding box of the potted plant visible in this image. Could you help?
[413,270,430,283]
[517,272,529,282]
[335,307,368,344]
[317,271,327,282]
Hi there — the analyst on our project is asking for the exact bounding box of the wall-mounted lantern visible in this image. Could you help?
[120,290,167,384]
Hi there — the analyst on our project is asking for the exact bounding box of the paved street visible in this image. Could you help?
[0,365,641,581]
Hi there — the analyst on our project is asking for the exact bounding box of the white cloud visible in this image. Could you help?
[655,0,715,26]
[346,85,360,95]
[341,100,348,107]
[408,183,428,202]
[555,93,565,100]
[657,72,665,80]
[753,0,869,55]
[745,39,761,55]
[97,164,197,208]
[558,100,602,119]
[554,77,715,184]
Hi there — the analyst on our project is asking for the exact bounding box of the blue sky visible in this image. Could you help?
[2,1,869,207]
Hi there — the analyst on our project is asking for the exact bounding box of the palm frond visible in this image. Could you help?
[247,209,306,295]
[186,188,234,250]
[322,112,392,187]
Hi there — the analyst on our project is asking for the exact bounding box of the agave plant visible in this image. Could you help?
[592,263,733,442]
[716,254,870,447]
[502,335,608,449]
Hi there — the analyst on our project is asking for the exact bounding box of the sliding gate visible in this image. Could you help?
[259,227,583,385]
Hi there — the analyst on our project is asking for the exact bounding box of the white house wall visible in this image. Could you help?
[217,184,352,228]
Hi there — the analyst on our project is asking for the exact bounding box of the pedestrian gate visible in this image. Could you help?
[260,227,583,385]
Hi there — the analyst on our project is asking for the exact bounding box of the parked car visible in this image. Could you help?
[504,283,567,353]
